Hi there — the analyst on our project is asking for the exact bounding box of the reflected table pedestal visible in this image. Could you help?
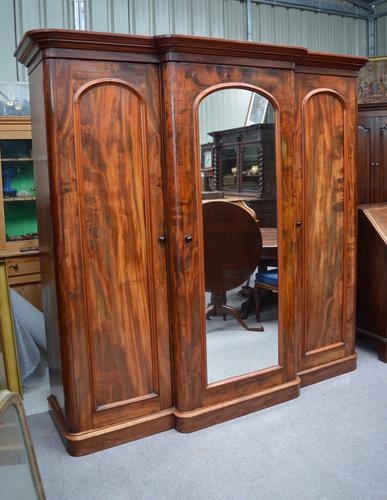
[206,291,264,332]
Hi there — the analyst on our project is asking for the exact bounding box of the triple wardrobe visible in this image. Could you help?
[15,30,367,456]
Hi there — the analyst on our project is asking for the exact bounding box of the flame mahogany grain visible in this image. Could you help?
[15,30,366,455]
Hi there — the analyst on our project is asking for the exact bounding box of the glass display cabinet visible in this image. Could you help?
[0,117,41,310]
[0,138,37,254]
[204,124,275,198]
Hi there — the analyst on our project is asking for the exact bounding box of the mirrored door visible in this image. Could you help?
[198,88,279,384]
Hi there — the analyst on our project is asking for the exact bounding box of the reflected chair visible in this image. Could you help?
[254,269,278,322]
[203,200,264,331]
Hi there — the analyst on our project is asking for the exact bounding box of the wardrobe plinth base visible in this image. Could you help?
[174,378,300,433]
[299,353,357,388]
[357,328,387,363]
[48,396,174,457]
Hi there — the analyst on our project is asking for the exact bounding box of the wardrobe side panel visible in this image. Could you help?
[29,61,65,415]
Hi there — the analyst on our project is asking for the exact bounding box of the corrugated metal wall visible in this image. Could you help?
[199,89,252,144]
[0,0,370,83]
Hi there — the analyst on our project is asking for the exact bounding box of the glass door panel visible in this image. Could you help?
[221,148,238,191]
[241,144,261,193]
[0,140,38,248]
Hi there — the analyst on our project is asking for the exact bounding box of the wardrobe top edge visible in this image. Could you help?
[14,29,368,71]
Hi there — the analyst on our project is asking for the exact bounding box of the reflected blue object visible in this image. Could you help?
[2,166,17,197]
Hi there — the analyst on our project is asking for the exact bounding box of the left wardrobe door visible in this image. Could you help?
[29,60,173,454]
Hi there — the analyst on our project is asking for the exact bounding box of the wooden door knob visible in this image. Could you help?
[158,235,167,243]
[184,235,193,243]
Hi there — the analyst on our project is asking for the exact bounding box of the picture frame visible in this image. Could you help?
[244,92,268,126]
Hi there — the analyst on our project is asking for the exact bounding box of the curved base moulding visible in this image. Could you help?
[48,396,175,457]
[298,353,357,388]
[357,328,387,363]
[49,379,300,455]
[174,378,300,433]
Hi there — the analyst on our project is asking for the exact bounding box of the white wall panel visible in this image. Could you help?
[252,3,367,55]
[12,0,71,81]
[0,0,18,82]
[199,89,252,144]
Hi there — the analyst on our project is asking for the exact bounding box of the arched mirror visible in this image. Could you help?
[198,88,279,384]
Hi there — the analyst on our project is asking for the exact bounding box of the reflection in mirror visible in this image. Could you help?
[199,88,278,384]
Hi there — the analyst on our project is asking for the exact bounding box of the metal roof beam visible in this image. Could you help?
[345,0,372,12]
[252,0,369,19]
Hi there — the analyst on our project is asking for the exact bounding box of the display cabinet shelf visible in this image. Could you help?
[1,158,33,162]
[4,197,36,202]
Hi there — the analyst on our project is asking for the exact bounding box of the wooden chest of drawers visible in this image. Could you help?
[5,254,41,310]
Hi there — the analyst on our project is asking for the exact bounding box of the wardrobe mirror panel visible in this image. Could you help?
[198,88,279,384]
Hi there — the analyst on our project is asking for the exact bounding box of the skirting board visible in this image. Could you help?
[174,378,300,433]
[298,353,357,388]
[48,396,175,457]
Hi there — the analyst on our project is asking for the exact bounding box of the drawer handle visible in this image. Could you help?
[9,264,18,270]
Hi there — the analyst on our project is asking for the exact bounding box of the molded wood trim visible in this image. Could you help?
[15,30,368,72]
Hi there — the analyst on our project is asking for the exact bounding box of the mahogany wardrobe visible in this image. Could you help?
[15,30,367,456]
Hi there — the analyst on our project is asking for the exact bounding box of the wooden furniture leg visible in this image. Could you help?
[377,341,387,363]
[254,287,261,322]
[206,292,263,332]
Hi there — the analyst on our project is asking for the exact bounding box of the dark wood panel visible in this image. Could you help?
[75,81,155,409]
[374,117,387,203]
[358,105,387,205]
[357,116,372,205]
[303,91,345,353]
[357,205,387,362]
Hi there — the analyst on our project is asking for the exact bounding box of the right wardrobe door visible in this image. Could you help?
[296,73,358,387]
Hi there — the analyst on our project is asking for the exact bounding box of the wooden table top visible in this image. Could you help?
[359,203,387,246]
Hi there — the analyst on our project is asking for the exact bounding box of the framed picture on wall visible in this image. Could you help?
[244,92,268,126]
[358,57,387,104]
